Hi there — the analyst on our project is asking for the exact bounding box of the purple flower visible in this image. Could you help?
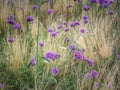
[47,9,53,15]
[87,58,94,67]
[39,41,44,47]
[80,28,86,34]
[33,5,39,9]
[74,21,80,26]
[84,19,89,24]
[45,52,59,61]
[117,54,120,59]
[51,67,59,75]
[109,10,115,15]
[14,23,20,29]
[95,83,99,87]
[83,55,87,60]
[47,27,54,32]
[66,38,70,43]
[107,84,112,89]
[7,19,16,25]
[7,14,15,20]
[57,25,62,30]
[51,32,58,37]
[64,27,69,32]
[66,4,73,8]
[84,5,90,11]
[30,57,35,66]
[81,48,86,53]
[69,44,76,51]
[86,73,92,79]
[90,0,97,3]
[74,51,83,60]
[8,37,14,43]
[0,84,2,89]
[27,16,34,22]
[91,70,98,78]
[70,22,76,27]
[83,15,89,20]
[55,54,60,59]
[63,21,67,25]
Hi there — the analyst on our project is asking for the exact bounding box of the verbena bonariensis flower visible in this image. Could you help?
[63,21,67,25]
[69,44,76,51]
[8,37,14,43]
[47,9,53,15]
[30,57,35,66]
[80,28,86,34]
[84,19,89,24]
[70,22,76,27]
[33,5,39,9]
[45,52,59,61]
[91,70,98,78]
[109,10,115,15]
[7,14,15,20]
[87,58,94,67]
[98,0,114,8]
[27,16,34,22]
[66,38,70,43]
[90,0,97,3]
[66,4,73,8]
[107,84,112,89]
[74,51,83,60]
[86,73,92,79]
[51,31,58,37]
[0,84,2,89]
[117,54,120,59]
[57,25,63,30]
[39,41,44,47]
[84,5,90,11]
[95,83,99,87]
[74,21,80,26]
[47,27,54,32]
[14,23,20,29]
[51,67,59,75]
[7,19,16,25]
[83,15,89,20]
[64,27,69,32]
[81,48,86,53]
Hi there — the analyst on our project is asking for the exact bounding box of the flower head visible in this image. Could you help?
[7,19,16,25]
[64,27,69,32]
[70,22,76,27]
[83,15,89,20]
[66,38,70,43]
[87,58,94,67]
[57,25,63,30]
[8,37,14,43]
[90,0,97,3]
[47,27,54,32]
[66,4,73,8]
[109,10,115,15]
[47,9,53,15]
[84,5,90,11]
[91,70,98,78]
[0,84,2,89]
[14,23,20,29]
[74,51,83,60]
[69,44,76,51]
[51,67,59,75]
[39,41,44,47]
[27,16,34,22]
[86,73,92,79]
[30,57,35,66]
[33,5,39,9]
[80,28,86,34]
[95,83,99,87]
[51,31,58,37]
[84,19,89,24]
[107,84,112,89]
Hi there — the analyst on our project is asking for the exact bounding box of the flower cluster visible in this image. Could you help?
[45,51,60,61]
[51,67,59,75]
